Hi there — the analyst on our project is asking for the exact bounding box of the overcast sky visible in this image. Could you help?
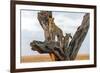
[21,10,90,56]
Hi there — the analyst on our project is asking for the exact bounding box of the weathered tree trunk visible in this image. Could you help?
[65,13,90,60]
[30,12,90,61]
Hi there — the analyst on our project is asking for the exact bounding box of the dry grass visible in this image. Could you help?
[21,54,52,63]
[21,54,89,63]
[75,54,89,60]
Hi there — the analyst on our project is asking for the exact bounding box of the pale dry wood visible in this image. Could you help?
[30,12,90,61]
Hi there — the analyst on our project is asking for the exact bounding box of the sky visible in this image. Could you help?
[21,10,90,56]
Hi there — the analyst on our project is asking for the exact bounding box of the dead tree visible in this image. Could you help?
[65,13,90,60]
[30,11,90,61]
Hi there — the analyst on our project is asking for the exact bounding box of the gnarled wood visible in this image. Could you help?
[66,13,90,60]
[30,12,90,61]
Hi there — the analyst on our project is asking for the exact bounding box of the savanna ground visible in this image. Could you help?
[21,54,89,63]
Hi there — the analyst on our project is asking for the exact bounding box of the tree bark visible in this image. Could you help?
[30,12,90,61]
